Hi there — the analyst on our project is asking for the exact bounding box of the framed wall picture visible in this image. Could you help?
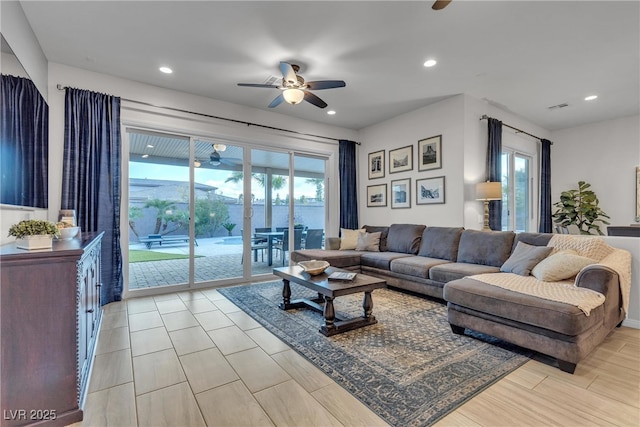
[391,178,411,209]
[367,184,387,207]
[389,145,413,174]
[418,135,442,171]
[368,150,385,179]
[636,166,640,222]
[416,176,445,205]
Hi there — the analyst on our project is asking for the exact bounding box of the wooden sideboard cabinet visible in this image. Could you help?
[1,232,104,427]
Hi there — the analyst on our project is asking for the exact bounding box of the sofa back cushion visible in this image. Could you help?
[363,225,390,252]
[457,230,516,267]
[386,224,426,254]
[418,226,464,261]
[513,232,553,251]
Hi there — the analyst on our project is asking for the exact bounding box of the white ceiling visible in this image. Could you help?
[19,0,640,131]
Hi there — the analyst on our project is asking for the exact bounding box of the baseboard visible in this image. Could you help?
[622,318,640,329]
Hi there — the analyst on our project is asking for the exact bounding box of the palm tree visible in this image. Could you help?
[305,178,324,201]
[144,199,178,235]
[225,173,287,192]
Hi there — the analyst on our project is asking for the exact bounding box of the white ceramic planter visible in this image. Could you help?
[16,235,53,250]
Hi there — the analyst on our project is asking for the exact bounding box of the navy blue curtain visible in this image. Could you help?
[0,75,48,208]
[339,140,358,229]
[487,118,502,231]
[62,88,122,304]
[539,139,552,233]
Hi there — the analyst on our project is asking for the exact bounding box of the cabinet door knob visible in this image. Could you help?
[86,309,94,313]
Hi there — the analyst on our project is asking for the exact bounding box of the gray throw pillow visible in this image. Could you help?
[500,242,553,276]
[364,225,389,252]
[356,232,381,251]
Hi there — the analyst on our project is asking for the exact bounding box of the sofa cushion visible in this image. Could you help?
[360,251,413,270]
[339,228,365,250]
[513,232,553,250]
[531,249,595,282]
[443,277,602,336]
[290,249,362,269]
[500,242,553,276]
[364,225,389,252]
[417,226,464,261]
[390,256,451,279]
[429,262,501,283]
[457,230,515,267]
[356,232,381,252]
[386,224,426,254]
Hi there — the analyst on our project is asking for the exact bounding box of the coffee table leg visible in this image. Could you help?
[281,279,291,306]
[363,291,373,319]
[323,296,336,331]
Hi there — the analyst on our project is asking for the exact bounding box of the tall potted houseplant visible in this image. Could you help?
[552,181,610,235]
[8,219,60,250]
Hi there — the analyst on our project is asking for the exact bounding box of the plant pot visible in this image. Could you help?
[16,235,53,250]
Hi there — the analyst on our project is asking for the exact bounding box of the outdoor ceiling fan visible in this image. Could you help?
[208,143,241,167]
[237,62,346,109]
[432,0,452,10]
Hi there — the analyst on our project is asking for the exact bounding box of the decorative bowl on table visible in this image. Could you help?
[298,260,330,276]
[58,226,80,240]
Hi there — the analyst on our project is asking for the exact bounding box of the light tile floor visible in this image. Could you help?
[76,286,389,427]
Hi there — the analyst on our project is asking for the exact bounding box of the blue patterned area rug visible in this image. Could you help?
[219,281,531,426]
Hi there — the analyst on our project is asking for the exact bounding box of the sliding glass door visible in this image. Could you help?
[501,150,533,232]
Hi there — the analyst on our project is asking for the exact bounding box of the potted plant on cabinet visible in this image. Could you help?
[552,181,610,235]
[8,219,60,250]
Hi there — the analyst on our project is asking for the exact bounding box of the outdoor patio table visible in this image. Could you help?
[254,231,283,266]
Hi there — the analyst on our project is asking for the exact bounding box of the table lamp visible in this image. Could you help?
[476,181,502,231]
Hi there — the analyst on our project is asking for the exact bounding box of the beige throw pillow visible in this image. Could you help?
[356,232,381,252]
[531,249,595,282]
[339,228,365,250]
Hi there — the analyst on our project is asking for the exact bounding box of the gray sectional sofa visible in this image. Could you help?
[290,224,629,373]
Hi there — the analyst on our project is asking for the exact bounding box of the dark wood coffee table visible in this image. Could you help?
[273,265,386,336]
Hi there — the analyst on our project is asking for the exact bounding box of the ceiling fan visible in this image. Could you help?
[432,0,452,10]
[237,62,346,109]
[208,144,240,167]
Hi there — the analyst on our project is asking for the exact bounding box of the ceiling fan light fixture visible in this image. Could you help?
[283,88,304,105]
[213,143,227,152]
[194,160,201,168]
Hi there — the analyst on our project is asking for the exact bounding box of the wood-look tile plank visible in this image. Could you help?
[88,349,133,393]
[194,310,234,331]
[311,382,390,426]
[245,327,290,355]
[254,380,343,427]
[132,348,186,395]
[179,347,239,393]
[207,325,257,355]
[161,310,199,332]
[128,311,163,332]
[81,382,137,427]
[95,326,130,355]
[432,410,482,427]
[501,361,546,390]
[196,380,274,427]
[168,326,215,356]
[271,349,333,393]
[127,297,157,315]
[130,327,173,357]
[225,347,291,393]
[136,382,205,427]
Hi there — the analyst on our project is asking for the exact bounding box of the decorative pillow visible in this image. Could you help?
[363,225,389,252]
[548,235,614,261]
[339,228,365,250]
[500,242,553,276]
[356,232,382,252]
[531,249,596,282]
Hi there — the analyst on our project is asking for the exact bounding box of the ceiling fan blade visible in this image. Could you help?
[432,0,452,10]
[237,83,280,88]
[306,80,346,90]
[279,62,298,85]
[303,91,328,109]
[268,94,284,108]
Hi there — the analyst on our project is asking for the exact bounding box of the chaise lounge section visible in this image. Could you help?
[290,224,631,373]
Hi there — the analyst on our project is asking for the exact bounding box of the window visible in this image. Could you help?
[501,149,534,232]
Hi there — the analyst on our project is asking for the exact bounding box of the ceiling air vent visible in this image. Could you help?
[548,103,569,110]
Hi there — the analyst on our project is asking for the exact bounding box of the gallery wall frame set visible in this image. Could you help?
[367,184,387,207]
[391,178,411,209]
[389,145,413,174]
[416,176,445,205]
[418,135,442,171]
[368,150,385,179]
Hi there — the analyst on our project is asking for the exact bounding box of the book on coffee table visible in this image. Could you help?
[328,271,357,281]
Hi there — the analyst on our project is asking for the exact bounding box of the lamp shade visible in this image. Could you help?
[283,88,304,105]
[476,181,502,200]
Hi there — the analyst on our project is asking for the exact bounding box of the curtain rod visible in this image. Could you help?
[479,114,551,144]
[56,84,360,145]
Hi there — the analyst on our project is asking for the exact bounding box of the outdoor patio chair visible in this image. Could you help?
[303,229,324,249]
[274,228,303,265]
[240,229,269,263]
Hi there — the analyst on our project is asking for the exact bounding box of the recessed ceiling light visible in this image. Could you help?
[146,144,154,148]
[327,110,336,115]
[423,59,437,68]
[159,66,173,74]
[584,95,598,101]
[141,154,149,158]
